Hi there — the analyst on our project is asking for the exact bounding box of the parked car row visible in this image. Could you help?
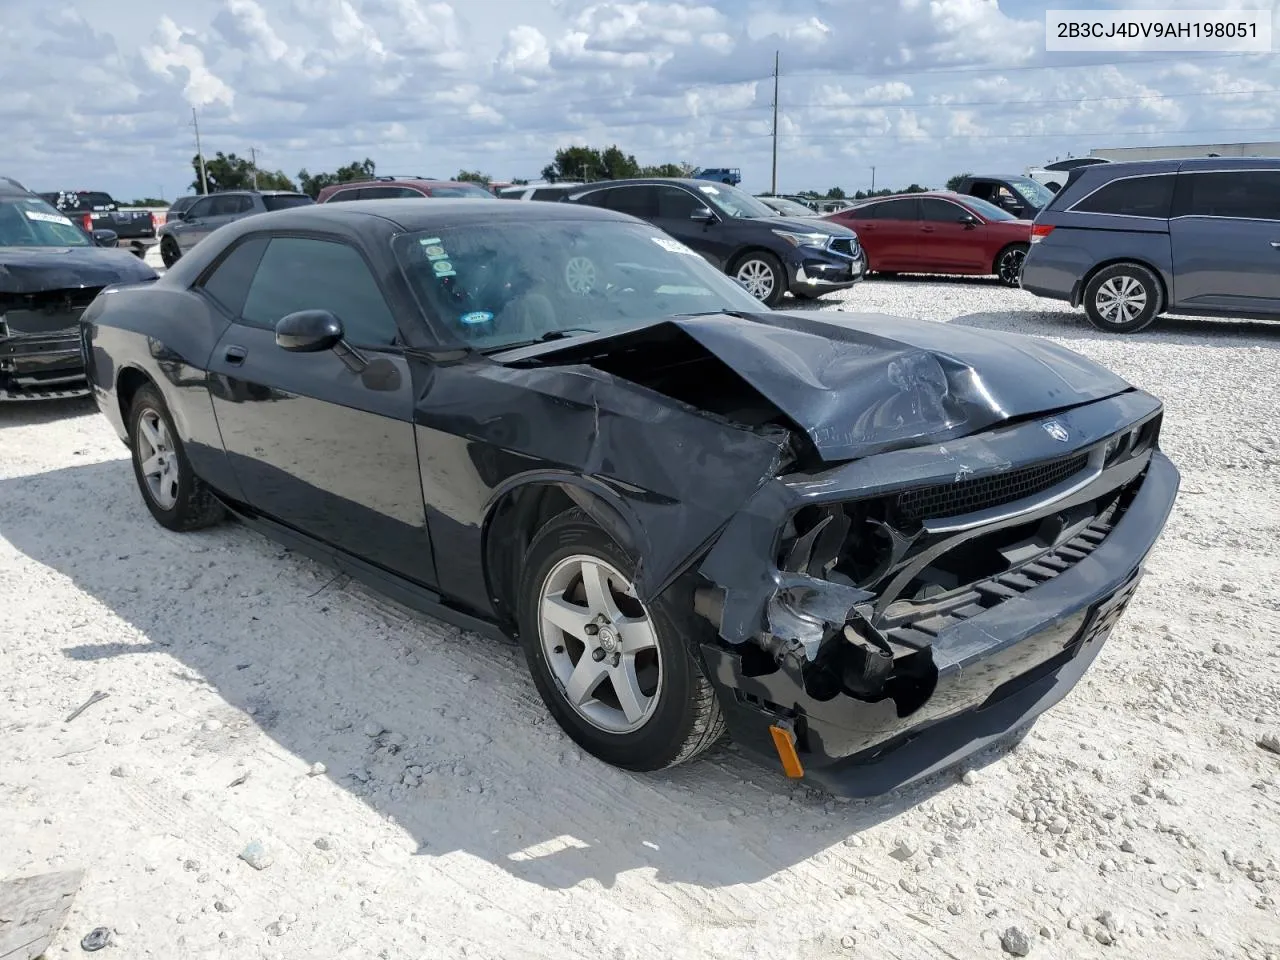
[38,189,159,258]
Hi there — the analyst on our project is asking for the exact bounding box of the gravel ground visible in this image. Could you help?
[2,273,1278,960]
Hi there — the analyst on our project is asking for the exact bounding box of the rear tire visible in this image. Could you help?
[516,509,725,771]
[730,251,786,308]
[128,385,224,531]
[160,236,181,268]
[1082,262,1162,333]
[995,243,1028,287]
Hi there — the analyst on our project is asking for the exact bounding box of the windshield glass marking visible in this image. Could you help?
[394,220,763,352]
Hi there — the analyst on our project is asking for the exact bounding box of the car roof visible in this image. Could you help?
[0,180,32,198]
[322,178,482,192]
[226,197,631,232]
[568,177,733,191]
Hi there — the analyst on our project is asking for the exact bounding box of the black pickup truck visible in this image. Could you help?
[38,191,158,257]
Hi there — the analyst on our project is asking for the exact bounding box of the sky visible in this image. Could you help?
[1,0,1277,201]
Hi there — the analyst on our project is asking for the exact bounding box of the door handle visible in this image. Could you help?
[224,345,247,365]
[1271,241,1280,249]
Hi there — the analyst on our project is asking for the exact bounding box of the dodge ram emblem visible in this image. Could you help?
[1043,420,1069,442]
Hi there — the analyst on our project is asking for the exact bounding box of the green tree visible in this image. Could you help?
[455,169,491,184]
[945,172,971,191]
[827,186,846,199]
[192,152,296,193]
[639,163,686,177]
[128,197,168,207]
[296,158,377,198]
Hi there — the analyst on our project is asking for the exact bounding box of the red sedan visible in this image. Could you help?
[823,192,1033,286]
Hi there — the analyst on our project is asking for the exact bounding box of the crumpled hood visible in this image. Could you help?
[509,309,1132,463]
[0,246,158,294]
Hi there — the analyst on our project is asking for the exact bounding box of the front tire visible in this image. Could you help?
[160,236,181,268]
[128,385,224,531]
[731,251,786,308]
[1082,262,1162,333]
[516,510,725,771]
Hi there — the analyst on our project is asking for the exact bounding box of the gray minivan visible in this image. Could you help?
[1020,158,1280,332]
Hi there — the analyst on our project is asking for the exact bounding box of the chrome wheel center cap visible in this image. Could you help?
[597,625,619,652]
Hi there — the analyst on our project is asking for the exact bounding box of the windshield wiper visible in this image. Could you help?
[480,327,598,354]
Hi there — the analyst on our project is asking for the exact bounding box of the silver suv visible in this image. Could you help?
[159,190,313,267]
[1020,158,1280,333]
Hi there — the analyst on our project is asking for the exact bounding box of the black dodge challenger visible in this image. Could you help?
[1,181,157,400]
[81,199,1179,795]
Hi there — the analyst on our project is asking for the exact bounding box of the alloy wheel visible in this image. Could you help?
[136,408,180,510]
[735,259,776,301]
[998,247,1026,285]
[1095,275,1148,325]
[537,554,663,734]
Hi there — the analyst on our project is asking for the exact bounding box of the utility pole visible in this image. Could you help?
[250,146,259,189]
[770,50,780,194]
[191,108,208,194]
[871,166,876,193]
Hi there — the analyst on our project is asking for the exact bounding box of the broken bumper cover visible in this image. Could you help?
[0,331,89,401]
[696,393,1179,796]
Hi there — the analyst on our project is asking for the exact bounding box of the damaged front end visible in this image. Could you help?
[694,389,1179,795]
[0,288,100,400]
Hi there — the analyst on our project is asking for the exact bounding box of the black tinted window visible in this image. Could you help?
[1073,175,1173,218]
[198,237,269,316]
[604,186,658,218]
[574,189,613,208]
[361,186,421,199]
[326,188,362,202]
[1178,171,1280,220]
[187,197,215,219]
[655,186,701,219]
[919,198,970,222]
[529,188,562,201]
[241,238,397,346]
[262,194,313,211]
[209,195,242,216]
[871,198,917,220]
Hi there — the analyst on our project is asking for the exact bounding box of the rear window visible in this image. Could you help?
[1176,171,1280,221]
[1072,175,1173,218]
[262,194,315,211]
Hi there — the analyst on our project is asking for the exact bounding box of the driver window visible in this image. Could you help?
[240,237,398,347]
[655,187,701,219]
[187,198,214,219]
[920,198,967,222]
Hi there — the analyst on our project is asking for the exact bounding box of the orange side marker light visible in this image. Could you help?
[769,721,804,779]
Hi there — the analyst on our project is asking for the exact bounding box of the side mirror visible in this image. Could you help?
[275,309,343,353]
[691,205,716,222]
[958,213,979,226]
[92,228,118,247]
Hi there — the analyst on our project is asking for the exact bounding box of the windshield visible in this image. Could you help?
[431,184,494,198]
[1009,178,1054,208]
[262,194,315,211]
[693,182,777,219]
[393,219,764,352]
[0,197,90,247]
[960,196,1017,221]
[51,191,117,212]
[762,197,817,217]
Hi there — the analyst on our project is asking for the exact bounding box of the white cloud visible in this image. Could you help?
[0,0,1276,200]
[141,17,236,108]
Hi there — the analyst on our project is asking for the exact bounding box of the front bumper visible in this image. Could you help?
[696,395,1179,796]
[785,244,865,295]
[0,331,89,401]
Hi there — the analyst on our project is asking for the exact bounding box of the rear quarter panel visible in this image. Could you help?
[82,283,242,499]
[1023,214,1173,305]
